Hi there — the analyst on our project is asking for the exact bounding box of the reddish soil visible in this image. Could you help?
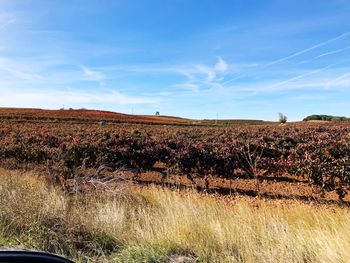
[2,159,347,205]
[130,171,350,204]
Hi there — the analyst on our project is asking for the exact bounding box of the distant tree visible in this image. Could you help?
[155,111,160,116]
[278,113,287,124]
[303,114,349,121]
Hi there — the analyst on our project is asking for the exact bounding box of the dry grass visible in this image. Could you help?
[0,168,349,262]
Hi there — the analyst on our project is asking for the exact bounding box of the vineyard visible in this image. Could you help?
[0,108,273,126]
[1,118,350,202]
[0,108,192,125]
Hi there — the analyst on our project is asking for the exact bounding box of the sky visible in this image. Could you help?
[1,0,350,121]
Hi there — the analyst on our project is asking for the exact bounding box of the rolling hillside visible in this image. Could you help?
[0,107,273,126]
[0,108,192,125]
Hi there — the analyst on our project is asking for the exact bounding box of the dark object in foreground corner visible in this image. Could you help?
[0,250,73,263]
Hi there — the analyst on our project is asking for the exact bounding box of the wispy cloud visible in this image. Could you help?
[215,56,228,72]
[0,88,158,109]
[222,32,350,87]
[194,64,216,82]
[300,45,350,64]
[80,65,105,87]
[171,83,199,93]
[173,57,229,92]
[236,68,350,93]
[0,18,16,30]
[325,72,350,89]
[268,59,350,91]
[265,31,350,67]
[0,58,45,82]
[222,75,245,85]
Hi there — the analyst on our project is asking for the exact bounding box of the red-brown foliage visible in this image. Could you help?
[1,118,350,200]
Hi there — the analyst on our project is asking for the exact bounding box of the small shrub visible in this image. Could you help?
[278,113,287,124]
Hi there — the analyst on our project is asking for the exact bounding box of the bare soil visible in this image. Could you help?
[114,170,350,205]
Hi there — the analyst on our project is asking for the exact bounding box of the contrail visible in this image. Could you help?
[300,45,350,64]
[270,67,331,90]
[222,31,350,86]
[264,31,350,67]
[269,58,350,90]
[325,72,350,89]
[222,74,245,85]
[314,45,350,59]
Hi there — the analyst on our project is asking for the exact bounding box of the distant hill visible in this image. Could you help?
[303,114,349,122]
[0,108,192,125]
[0,107,278,126]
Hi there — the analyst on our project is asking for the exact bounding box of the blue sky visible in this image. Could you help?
[1,0,350,120]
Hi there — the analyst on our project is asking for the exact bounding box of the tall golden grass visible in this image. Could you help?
[0,168,349,262]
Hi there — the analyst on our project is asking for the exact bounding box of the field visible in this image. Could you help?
[0,108,273,126]
[1,108,350,262]
[0,108,192,125]
[0,108,350,202]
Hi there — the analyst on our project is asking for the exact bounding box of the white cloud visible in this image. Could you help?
[171,57,229,93]
[195,57,228,81]
[80,65,105,86]
[215,56,228,72]
[195,64,216,82]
